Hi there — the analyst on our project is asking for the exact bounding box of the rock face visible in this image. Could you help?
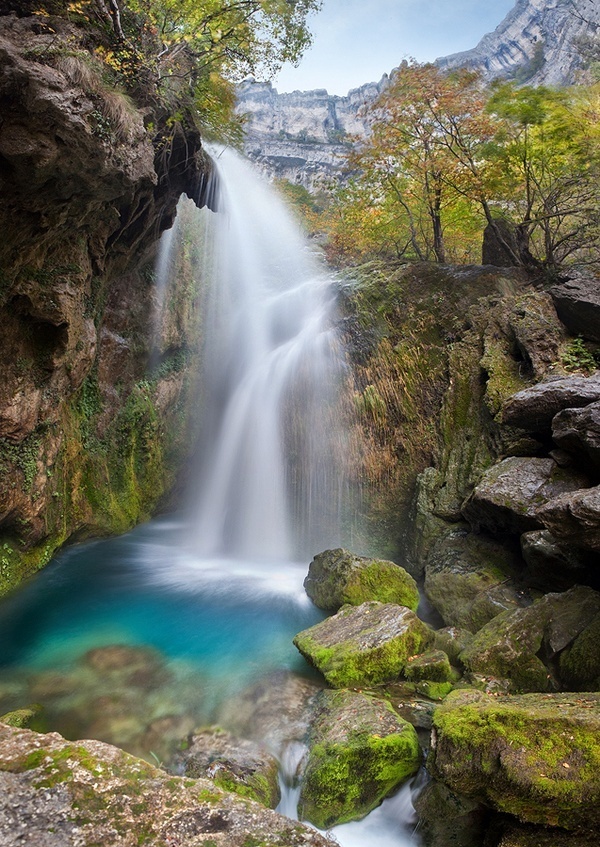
[0,13,214,592]
[297,689,420,829]
[0,723,331,847]
[293,601,434,688]
[436,0,600,86]
[501,374,600,431]
[550,273,600,342]
[303,548,419,612]
[431,689,600,833]
[236,77,387,188]
[172,726,281,808]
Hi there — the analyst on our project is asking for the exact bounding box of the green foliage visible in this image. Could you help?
[561,336,600,372]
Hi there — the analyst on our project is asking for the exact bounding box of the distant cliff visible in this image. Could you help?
[237,0,599,186]
[236,77,388,189]
[437,0,600,85]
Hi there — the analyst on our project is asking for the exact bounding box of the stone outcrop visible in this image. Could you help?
[431,689,600,833]
[303,547,419,612]
[0,13,214,592]
[550,272,600,342]
[501,373,600,431]
[0,723,331,847]
[297,689,420,829]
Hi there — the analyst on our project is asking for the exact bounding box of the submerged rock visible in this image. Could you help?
[0,724,331,846]
[293,601,434,688]
[500,373,600,431]
[298,689,420,829]
[459,586,600,692]
[462,457,590,535]
[303,548,419,612]
[430,690,600,832]
[173,726,280,808]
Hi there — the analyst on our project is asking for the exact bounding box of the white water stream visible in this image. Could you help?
[161,147,421,846]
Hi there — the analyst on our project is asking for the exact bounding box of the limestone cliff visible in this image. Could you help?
[437,0,600,85]
[0,11,214,593]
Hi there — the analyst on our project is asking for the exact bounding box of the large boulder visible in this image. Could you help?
[459,586,600,692]
[552,400,600,473]
[297,689,420,829]
[0,724,332,847]
[430,690,600,832]
[559,612,600,691]
[537,485,600,553]
[413,780,489,847]
[500,373,600,431]
[550,274,600,342]
[462,457,589,535]
[520,530,592,592]
[172,726,280,808]
[303,548,419,612]
[424,529,526,631]
[293,601,434,688]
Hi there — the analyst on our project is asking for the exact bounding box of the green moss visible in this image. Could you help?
[343,560,419,611]
[298,691,421,828]
[432,691,600,830]
[0,706,43,729]
[559,613,600,691]
[404,650,455,683]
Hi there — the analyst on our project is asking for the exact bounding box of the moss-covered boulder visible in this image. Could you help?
[0,724,332,846]
[303,548,419,612]
[404,650,454,683]
[433,626,474,666]
[462,457,590,536]
[423,530,525,631]
[0,705,42,729]
[293,601,434,688]
[298,689,420,829]
[559,612,600,691]
[172,726,280,808]
[459,586,600,692]
[430,690,600,832]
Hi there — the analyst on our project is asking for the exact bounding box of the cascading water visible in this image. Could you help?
[187,146,346,561]
[0,147,421,847]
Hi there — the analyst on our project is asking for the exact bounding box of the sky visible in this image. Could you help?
[273,0,517,96]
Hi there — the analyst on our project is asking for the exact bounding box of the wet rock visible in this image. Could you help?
[433,627,474,666]
[298,689,420,828]
[559,612,600,691]
[537,485,600,553]
[520,529,592,592]
[216,671,322,754]
[459,586,600,692]
[414,780,490,847]
[550,273,600,342]
[303,547,419,612]
[462,457,590,535]
[430,689,600,832]
[293,601,434,688]
[552,400,600,473]
[404,651,455,684]
[500,373,600,431]
[384,683,437,729]
[0,724,331,846]
[424,529,526,631]
[173,726,280,808]
[493,820,599,847]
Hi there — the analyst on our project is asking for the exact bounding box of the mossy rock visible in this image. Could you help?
[298,689,420,828]
[303,548,419,612]
[433,626,474,666]
[423,530,525,631]
[173,726,280,808]
[430,689,600,831]
[559,612,600,691]
[459,586,600,692]
[293,601,434,688]
[0,705,42,729]
[0,724,332,845]
[404,650,454,683]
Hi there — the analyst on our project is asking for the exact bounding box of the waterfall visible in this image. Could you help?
[187,146,346,562]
